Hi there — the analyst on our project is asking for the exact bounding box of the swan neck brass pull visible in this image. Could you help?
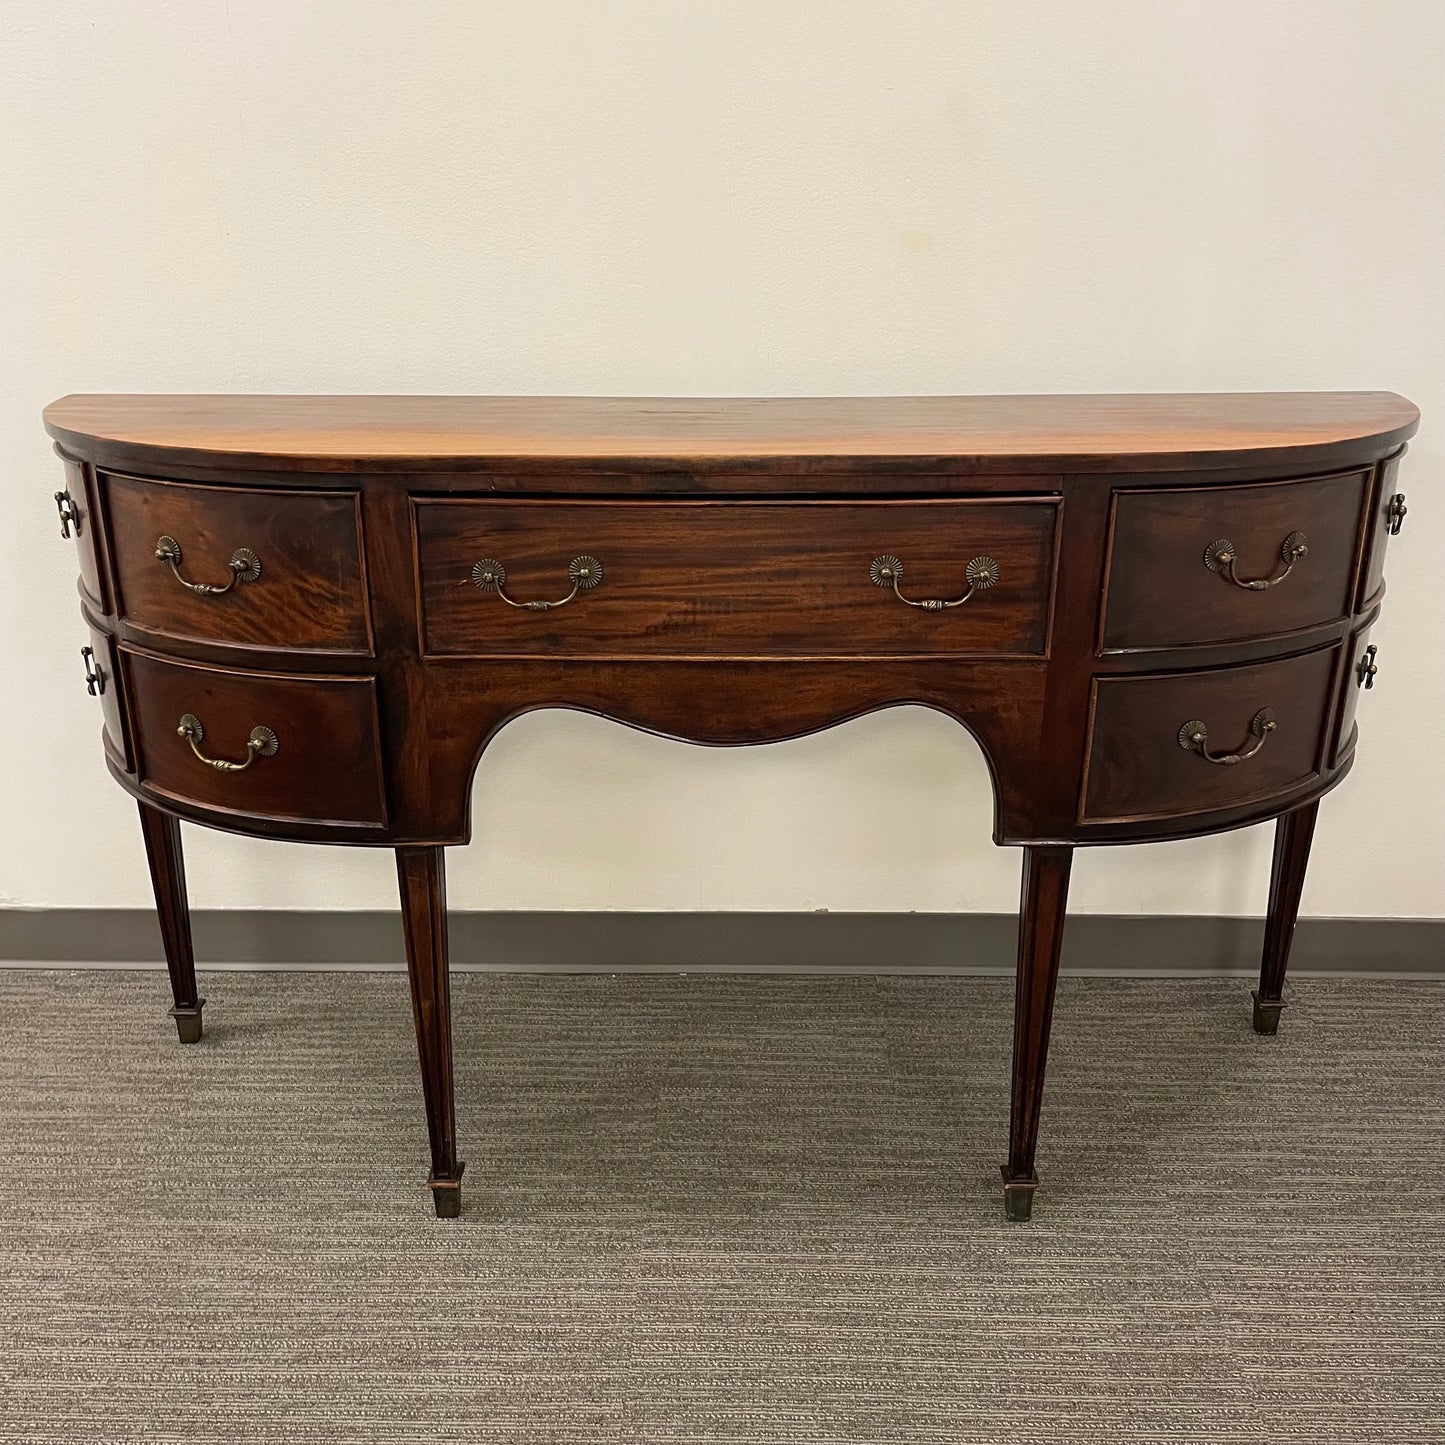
[80,645,104,696]
[1203,532,1307,590]
[156,536,262,596]
[869,554,1001,610]
[177,714,278,772]
[472,555,603,611]
[1387,492,1407,535]
[55,490,81,539]
[1177,708,1276,766]
[1357,644,1379,689]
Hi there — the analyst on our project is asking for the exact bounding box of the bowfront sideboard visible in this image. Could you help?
[45,392,1417,1220]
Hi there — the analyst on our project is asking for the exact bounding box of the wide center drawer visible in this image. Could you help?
[414,498,1059,657]
[105,473,371,653]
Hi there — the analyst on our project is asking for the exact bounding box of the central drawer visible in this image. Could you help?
[414,498,1059,657]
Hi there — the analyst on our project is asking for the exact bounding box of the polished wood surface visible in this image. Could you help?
[1003,845,1073,1223]
[1081,646,1341,825]
[136,801,204,1045]
[106,473,370,653]
[415,498,1058,658]
[44,391,1418,473]
[46,392,1417,1220]
[1253,802,1321,1035]
[397,847,464,1218]
[1101,469,1368,651]
[122,650,387,829]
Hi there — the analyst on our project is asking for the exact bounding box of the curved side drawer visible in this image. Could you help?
[1080,646,1340,826]
[121,649,387,828]
[1102,469,1368,652]
[83,622,131,771]
[105,473,371,653]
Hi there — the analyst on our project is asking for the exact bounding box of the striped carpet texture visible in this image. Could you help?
[0,969,1442,1443]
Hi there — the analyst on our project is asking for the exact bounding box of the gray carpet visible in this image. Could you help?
[0,970,1442,1443]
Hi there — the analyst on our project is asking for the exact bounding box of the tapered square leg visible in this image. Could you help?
[137,802,205,1044]
[1001,845,1072,1222]
[397,847,464,1218]
[1254,801,1318,1035]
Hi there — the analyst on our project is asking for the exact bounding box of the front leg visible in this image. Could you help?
[1001,845,1073,1221]
[396,847,465,1218]
[1252,800,1319,1035]
[137,801,205,1043]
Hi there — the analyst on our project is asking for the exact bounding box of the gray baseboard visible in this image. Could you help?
[0,909,1440,976]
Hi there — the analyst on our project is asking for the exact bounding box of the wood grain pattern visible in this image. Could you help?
[136,800,204,1044]
[44,389,1416,1219]
[1002,845,1072,1222]
[1360,447,1406,608]
[1252,801,1320,1035]
[415,498,1058,658]
[105,472,370,653]
[1101,469,1368,651]
[1332,619,1375,769]
[396,847,463,1218]
[122,649,387,828]
[44,392,1419,475]
[1080,646,1340,825]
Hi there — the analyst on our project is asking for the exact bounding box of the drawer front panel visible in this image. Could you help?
[123,650,386,826]
[106,474,370,652]
[1333,621,1376,767]
[1359,449,1404,607]
[60,457,109,612]
[416,499,1058,657]
[84,624,130,770]
[1081,647,1339,825]
[1102,470,1368,651]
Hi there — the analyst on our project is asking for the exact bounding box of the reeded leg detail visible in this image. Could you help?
[396,847,465,1219]
[137,802,205,1044]
[1253,801,1319,1036]
[1001,845,1072,1222]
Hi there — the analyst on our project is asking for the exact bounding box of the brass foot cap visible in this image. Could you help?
[168,1000,206,1045]
[1001,1167,1038,1223]
[429,1164,465,1219]
[1251,990,1285,1036]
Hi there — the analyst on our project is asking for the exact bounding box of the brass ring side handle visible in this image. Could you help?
[1177,707,1276,766]
[869,554,1001,610]
[1357,644,1379,689]
[472,555,603,611]
[55,490,81,539]
[80,645,104,696]
[177,713,279,772]
[156,536,262,596]
[1202,532,1307,590]
[1387,493,1407,536]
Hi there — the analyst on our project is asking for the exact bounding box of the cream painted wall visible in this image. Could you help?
[3,2,1442,919]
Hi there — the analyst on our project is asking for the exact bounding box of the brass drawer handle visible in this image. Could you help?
[1203,532,1307,590]
[55,489,81,539]
[471,555,603,611]
[869,554,1001,610]
[177,713,278,772]
[1357,644,1379,689]
[1178,707,1276,766]
[80,644,105,696]
[1387,492,1407,535]
[156,536,262,596]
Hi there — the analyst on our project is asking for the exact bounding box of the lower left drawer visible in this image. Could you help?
[121,650,387,828]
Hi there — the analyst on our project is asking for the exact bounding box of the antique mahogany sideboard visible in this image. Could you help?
[44,393,1417,1220]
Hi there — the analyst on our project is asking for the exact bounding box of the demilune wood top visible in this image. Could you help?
[44,392,1419,476]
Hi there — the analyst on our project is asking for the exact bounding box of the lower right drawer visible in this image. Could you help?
[1081,646,1340,825]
